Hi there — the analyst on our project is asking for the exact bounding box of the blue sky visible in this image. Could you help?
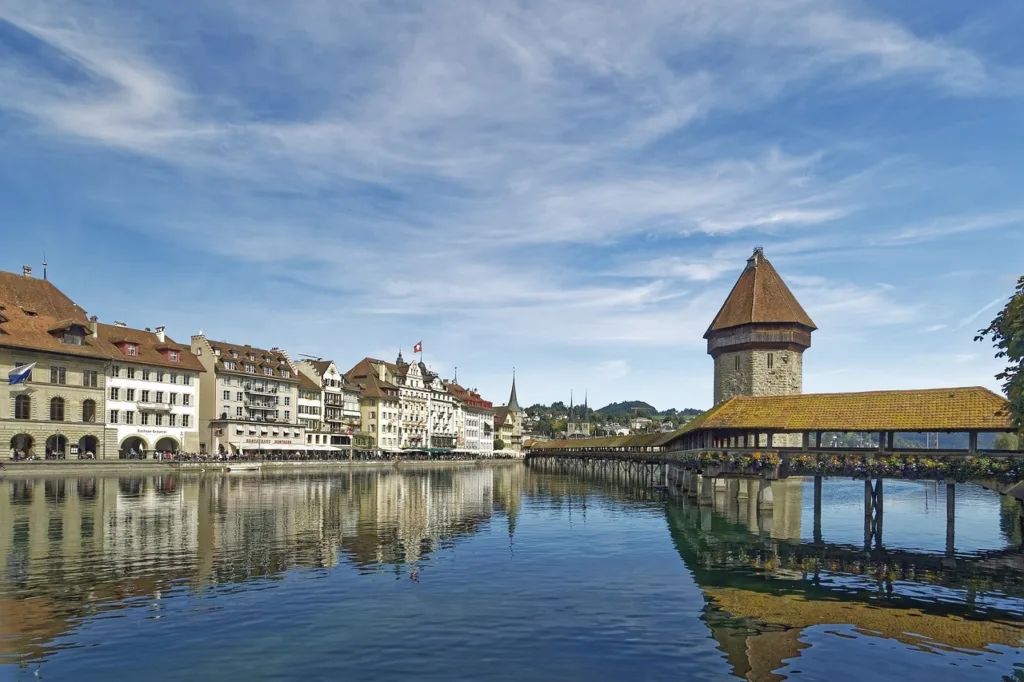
[1,0,1022,411]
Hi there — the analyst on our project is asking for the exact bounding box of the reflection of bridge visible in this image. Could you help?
[526,462,1024,682]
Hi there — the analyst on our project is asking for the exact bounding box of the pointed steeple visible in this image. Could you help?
[569,389,574,424]
[704,247,816,338]
[507,369,520,411]
[584,390,588,422]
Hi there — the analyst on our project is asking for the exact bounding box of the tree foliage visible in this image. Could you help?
[976,275,1024,433]
[493,438,505,452]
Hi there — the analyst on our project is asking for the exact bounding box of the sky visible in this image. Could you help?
[1,0,1022,412]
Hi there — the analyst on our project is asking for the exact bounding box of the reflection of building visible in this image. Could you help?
[0,464,525,662]
[0,268,113,459]
[98,323,203,456]
[190,336,304,455]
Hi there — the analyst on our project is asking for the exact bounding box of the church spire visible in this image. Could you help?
[507,368,520,411]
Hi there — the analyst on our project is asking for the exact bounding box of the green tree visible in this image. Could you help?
[994,433,1022,451]
[493,438,505,452]
[977,275,1024,432]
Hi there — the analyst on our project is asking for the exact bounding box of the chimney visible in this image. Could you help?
[155,326,166,342]
[22,265,32,277]
[377,363,386,383]
[89,315,98,338]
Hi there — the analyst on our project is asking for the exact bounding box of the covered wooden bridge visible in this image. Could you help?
[526,386,1018,459]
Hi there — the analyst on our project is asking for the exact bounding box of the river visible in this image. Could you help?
[0,464,1021,681]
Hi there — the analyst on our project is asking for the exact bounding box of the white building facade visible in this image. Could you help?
[99,324,203,456]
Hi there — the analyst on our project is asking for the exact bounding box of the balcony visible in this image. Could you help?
[245,384,279,395]
[138,401,173,413]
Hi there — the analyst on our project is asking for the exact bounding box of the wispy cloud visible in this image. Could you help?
[0,0,1018,406]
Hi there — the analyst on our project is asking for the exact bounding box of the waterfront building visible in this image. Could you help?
[297,371,324,434]
[344,353,460,450]
[447,383,495,457]
[705,247,816,405]
[190,335,304,455]
[494,374,525,452]
[97,322,203,456]
[0,267,113,459]
[343,360,402,450]
[296,359,363,450]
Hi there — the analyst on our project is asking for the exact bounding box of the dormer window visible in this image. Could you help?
[246,364,256,373]
[61,331,83,345]
[224,361,236,370]
[231,350,238,359]
[263,367,273,376]
[169,351,179,362]
[280,370,290,378]
[126,344,138,356]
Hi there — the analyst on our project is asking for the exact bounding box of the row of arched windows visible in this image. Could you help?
[14,395,95,422]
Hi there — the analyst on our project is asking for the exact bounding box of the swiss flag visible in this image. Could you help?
[413,341,423,353]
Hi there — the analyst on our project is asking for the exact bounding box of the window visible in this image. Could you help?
[231,350,238,358]
[185,375,193,385]
[767,353,775,370]
[125,411,134,424]
[284,397,291,406]
[245,364,255,373]
[224,361,236,370]
[280,370,290,379]
[50,366,67,385]
[235,406,243,417]
[223,390,230,400]
[155,414,164,426]
[126,388,135,401]
[111,366,121,379]
[127,344,137,356]
[181,414,190,428]
[82,399,96,422]
[142,390,151,402]
[142,368,151,381]
[109,409,119,424]
[183,394,190,407]
[196,348,202,356]
[170,373,178,384]
[127,367,136,379]
[156,391,164,403]
[141,412,149,425]
[263,367,273,376]
[170,351,179,362]
[236,392,243,402]
[168,414,176,427]
[109,387,119,401]
[157,371,165,382]
[169,393,178,405]
[61,331,82,345]
[14,394,30,420]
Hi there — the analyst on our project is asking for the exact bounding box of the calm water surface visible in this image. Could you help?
[0,465,1021,681]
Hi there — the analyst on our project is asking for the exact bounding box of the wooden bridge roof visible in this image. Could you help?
[528,387,1013,453]
[667,386,1012,438]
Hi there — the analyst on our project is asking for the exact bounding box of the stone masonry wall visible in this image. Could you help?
[714,348,804,448]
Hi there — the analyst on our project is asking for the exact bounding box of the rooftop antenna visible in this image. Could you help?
[297,354,322,360]
[42,252,47,281]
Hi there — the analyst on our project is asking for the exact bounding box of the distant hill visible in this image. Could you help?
[595,401,658,417]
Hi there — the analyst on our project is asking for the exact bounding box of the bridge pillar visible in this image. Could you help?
[813,475,823,544]
[724,479,741,522]
[736,478,750,500]
[946,482,956,557]
[699,476,715,506]
[757,479,774,512]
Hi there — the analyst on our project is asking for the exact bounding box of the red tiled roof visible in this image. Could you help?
[96,323,205,372]
[0,271,107,359]
[705,248,816,337]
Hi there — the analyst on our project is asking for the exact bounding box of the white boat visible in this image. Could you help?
[226,462,261,472]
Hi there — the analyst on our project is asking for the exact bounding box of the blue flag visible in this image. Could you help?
[8,362,36,385]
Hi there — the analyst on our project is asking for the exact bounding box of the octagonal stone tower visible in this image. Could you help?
[705,247,817,405]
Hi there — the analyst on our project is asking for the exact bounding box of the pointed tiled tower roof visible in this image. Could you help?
[704,247,816,338]
[507,371,521,411]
